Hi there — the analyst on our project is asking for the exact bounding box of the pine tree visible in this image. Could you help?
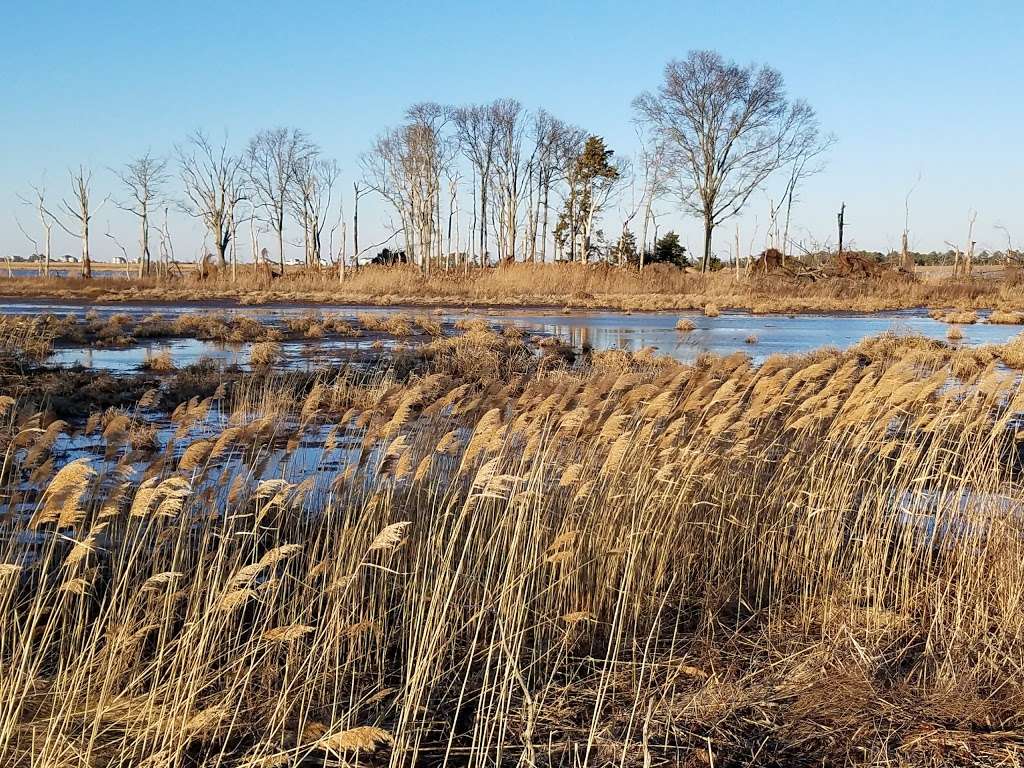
[555,136,620,262]
[646,231,688,268]
[611,228,638,265]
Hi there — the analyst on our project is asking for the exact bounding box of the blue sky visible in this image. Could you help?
[2,0,1022,260]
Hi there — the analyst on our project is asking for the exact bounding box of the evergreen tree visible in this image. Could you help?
[554,136,620,262]
[611,228,639,265]
[645,231,688,267]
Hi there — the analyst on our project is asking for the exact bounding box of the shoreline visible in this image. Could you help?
[0,292,946,317]
[3,262,1023,316]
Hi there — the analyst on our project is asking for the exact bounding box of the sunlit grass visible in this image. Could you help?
[3,323,1024,764]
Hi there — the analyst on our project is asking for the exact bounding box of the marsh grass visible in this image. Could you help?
[140,348,175,372]
[3,330,1024,764]
[6,262,1024,314]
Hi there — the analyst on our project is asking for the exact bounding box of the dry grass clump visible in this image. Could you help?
[745,333,758,344]
[413,314,443,336]
[321,314,361,336]
[931,308,979,324]
[675,317,696,332]
[703,302,720,317]
[249,341,282,367]
[4,337,1024,765]
[0,315,56,368]
[357,311,416,337]
[997,332,1024,368]
[140,348,175,372]
[988,309,1024,324]
[946,325,964,341]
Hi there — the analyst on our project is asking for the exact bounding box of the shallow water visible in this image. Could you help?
[2,300,1020,371]
[46,337,400,372]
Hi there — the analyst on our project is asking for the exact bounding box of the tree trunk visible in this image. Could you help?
[139,207,149,279]
[339,221,346,284]
[702,219,713,273]
[81,222,91,279]
[479,174,488,266]
[540,184,549,264]
[639,200,653,271]
[277,225,285,275]
[353,188,360,272]
[215,239,228,274]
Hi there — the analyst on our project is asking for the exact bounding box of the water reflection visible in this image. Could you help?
[4,301,1022,371]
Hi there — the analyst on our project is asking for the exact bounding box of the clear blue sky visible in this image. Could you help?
[2,0,1022,261]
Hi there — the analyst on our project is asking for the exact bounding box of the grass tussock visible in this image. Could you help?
[249,341,282,368]
[140,348,175,372]
[3,331,1024,765]
[930,308,979,324]
[675,317,696,332]
[988,309,1024,324]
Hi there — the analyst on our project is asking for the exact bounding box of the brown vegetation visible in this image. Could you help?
[3,328,1024,765]
[140,348,175,372]
[7,262,1024,315]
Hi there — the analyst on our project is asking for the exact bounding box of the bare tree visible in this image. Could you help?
[634,50,819,271]
[453,103,499,265]
[362,127,415,263]
[963,210,977,277]
[525,110,568,262]
[17,182,55,277]
[489,99,528,262]
[177,131,246,272]
[995,224,1019,270]
[291,156,340,268]
[43,166,109,279]
[362,104,450,272]
[633,128,670,268]
[351,181,370,271]
[778,121,834,261]
[247,128,315,274]
[115,152,169,277]
[157,206,176,275]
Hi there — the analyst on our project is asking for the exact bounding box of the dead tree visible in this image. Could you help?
[634,50,820,272]
[489,99,528,262]
[779,120,834,262]
[837,203,846,255]
[964,210,977,277]
[157,206,176,276]
[453,103,499,266]
[363,104,449,273]
[634,129,669,269]
[115,153,168,277]
[291,156,340,269]
[43,166,108,279]
[178,131,246,272]
[900,177,920,273]
[17,183,54,277]
[352,181,370,272]
[246,128,315,274]
[362,129,415,264]
[995,224,1019,272]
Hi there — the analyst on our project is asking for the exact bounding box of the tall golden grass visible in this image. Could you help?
[2,331,1024,764]
[4,262,1024,314]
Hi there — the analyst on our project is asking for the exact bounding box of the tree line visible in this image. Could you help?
[16,50,829,279]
